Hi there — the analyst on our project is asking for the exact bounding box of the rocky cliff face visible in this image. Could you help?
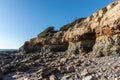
[20,0,120,57]
[2,0,120,80]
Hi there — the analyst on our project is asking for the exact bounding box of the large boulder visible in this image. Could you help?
[92,34,120,57]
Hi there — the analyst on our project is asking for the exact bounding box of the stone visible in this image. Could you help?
[60,58,67,64]
[41,67,57,78]
[12,74,22,79]
[49,74,57,80]
[82,76,93,80]
[81,69,88,76]
[66,65,75,73]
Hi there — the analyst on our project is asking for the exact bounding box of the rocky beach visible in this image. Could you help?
[1,0,120,80]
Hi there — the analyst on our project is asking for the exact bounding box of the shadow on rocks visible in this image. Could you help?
[0,69,3,80]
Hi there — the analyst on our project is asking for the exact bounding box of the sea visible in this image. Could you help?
[0,49,18,51]
[0,49,18,54]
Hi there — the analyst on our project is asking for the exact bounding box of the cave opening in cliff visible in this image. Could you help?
[80,32,96,53]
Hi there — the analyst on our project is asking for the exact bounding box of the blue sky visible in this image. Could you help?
[0,0,114,49]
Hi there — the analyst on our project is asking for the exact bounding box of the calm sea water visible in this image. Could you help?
[0,49,18,54]
[0,49,18,51]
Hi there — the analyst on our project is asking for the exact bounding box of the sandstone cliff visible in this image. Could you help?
[20,0,120,57]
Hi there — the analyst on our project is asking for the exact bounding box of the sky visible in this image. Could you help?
[0,0,114,49]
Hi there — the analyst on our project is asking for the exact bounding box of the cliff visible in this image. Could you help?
[20,0,120,57]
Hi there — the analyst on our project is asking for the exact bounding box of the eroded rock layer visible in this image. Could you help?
[20,0,120,56]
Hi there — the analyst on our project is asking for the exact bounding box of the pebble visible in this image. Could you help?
[81,69,88,76]
[82,76,92,80]
[49,74,57,80]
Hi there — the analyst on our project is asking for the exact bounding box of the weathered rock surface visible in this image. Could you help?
[1,0,120,80]
[19,0,120,56]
